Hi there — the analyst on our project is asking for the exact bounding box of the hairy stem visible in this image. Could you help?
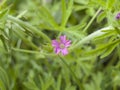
[70,26,114,51]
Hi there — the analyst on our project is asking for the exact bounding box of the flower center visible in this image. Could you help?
[60,43,65,49]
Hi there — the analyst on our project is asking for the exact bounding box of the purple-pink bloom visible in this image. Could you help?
[116,13,120,19]
[52,35,71,56]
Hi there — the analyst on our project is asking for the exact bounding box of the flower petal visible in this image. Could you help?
[52,40,59,47]
[60,35,66,44]
[54,47,61,54]
[61,48,68,55]
[65,40,71,47]
[116,13,120,19]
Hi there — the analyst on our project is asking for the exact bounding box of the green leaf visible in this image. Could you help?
[61,0,66,26]
[85,72,103,90]
[66,23,86,31]
[39,73,54,90]
[94,30,116,41]
[0,8,8,20]
[85,39,120,58]
[61,0,73,27]
[100,43,117,59]
[74,5,87,11]
[55,75,62,90]
[65,83,76,90]
[0,67,10,90]
[0,34,9,51]
[24,79,39,90]
[106,0,115,10]
[8,15,51,42]
[0,80,6,90]
[97,11,106,23]
[39,23,54,31]
[74,0,89,5]
[38,6,58,28]
[0,8,9,29]
[12,24,38,50]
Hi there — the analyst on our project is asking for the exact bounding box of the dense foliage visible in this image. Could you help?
[0,0,120,90]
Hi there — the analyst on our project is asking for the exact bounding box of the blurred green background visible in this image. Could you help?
[0,0,120,90]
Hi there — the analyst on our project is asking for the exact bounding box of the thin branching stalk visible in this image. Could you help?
[83,7,102,32]
[59,56,84,90]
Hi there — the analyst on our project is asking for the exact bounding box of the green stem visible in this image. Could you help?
[113,85,117,90]
[59,56,84,90]
[12,48,40,54]
[83,7,102,32]
[105,49,118,70]
[12,47,56,56]
[8,15,51,43]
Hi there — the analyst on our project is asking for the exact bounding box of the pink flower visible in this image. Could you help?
[52,35,71,55]
[116,13,120,19]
